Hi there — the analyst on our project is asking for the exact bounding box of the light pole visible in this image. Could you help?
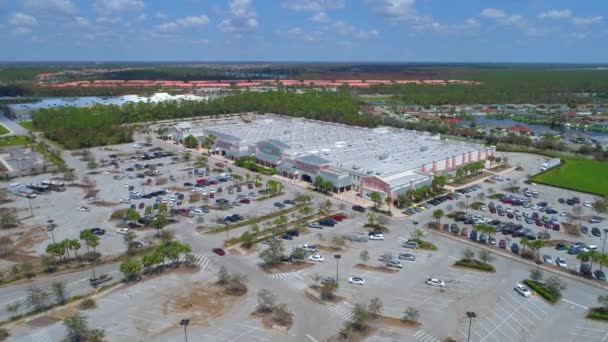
[46,220,56,243]
[467,311,476,342]
[601,228,608,271]
[465,194,471,212]
[89,259,97,282]
[334,254,341,286]
[180,318,190,342]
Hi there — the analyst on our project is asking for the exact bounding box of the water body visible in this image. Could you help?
[467,117,608,138]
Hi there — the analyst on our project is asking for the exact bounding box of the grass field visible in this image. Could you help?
[0,135,31,147]
[531,157,608,196]
[0,124,9,135]
[18,121,34,131]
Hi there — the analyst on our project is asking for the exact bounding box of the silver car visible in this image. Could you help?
[398,253,416,261]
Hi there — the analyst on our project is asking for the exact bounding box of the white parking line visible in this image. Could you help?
[480,299,529,342]
[602,330,608,342]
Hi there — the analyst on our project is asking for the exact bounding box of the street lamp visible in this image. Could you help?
[180,318,190,342]
[601,228,608,271]
[46,220,56,243]
[466,311,476,342]
[465,194,471,212]
[334,254,341,286]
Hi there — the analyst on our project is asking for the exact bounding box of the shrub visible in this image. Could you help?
[454,259,495,272]
[523,280,561,303]
[79,298,97,310]
[0,328,8,341]
[409,238,437,251]
[587,308,608,321]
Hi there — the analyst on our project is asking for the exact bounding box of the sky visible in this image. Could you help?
[0,0,606,63]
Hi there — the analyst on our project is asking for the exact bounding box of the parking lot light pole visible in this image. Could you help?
[46,220,56,243]
[466,311,476,342]
[601,228,608,271]
[180,318,190,342]
[465,195,471,212]
[334,254,341,286]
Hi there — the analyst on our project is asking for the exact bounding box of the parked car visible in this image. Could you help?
[403,241,419,249]
[319,220,336,227]
[398,253,416,261]
[352,205,366,213]
[116,228,130,235]
[300,244,317,253]
[511,243,520,254]
[556,257,567,268]
[348,276,366,285]
[580,264,592,278]
[425,277,445,287]
[591,227,602,237]
[274,202,286,208]
[90,227,106,236]
[594,270,607,281]
[514,283,531,298]
[213,248,226,256]
[499,239,506,249]
[543,255,554,264]
[308,254,325,262]
[369,234,385,241]
[308,223,323,229]
[386,260,403,269]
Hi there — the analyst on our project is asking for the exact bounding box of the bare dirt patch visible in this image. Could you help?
[263,262,314,273]
[317,245,345,253]
[163,283,243,326]
[327,326,377,342]
[189,193,201,203]
[27,314,62,328]
[353,264,399,274]
[307,285,346,304]
[5,225,47,261]
[230,245,260,255]
[372,315,421,329]
[91,201,118,207]
[83,189,100,199]
[168,187,190,192]
[544,239,575,247]
[250,310,293,332]
[155,178,168,186]
[562,223,581,236]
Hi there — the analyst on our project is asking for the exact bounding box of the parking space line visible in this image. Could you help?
[480,299,528,342]
[601,330,608,342]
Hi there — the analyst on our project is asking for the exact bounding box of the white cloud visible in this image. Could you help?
[311,11,330,23]
[10,12,38,26]
[280,26,321,42]
[156,12,168,19]
[218,0,258,33]
[74,16,89,26]
[368,0,417,22]
[136,14,147,22]
[480,8,506,19]
[23,0,77,15]
[538,9,572,20]
[572,16,603,25]
[96,16,125,25]
[11,26,33,35]
[465,18,480,28]
[562,32,589,40]
[332,20,379,39]
[281,0,345,12]
[157,15,210,32]
[94,0,144,15]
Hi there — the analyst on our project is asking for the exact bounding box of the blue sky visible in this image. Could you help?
[0,0,606,62]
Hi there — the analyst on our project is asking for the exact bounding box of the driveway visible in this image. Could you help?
[0,112,28,136]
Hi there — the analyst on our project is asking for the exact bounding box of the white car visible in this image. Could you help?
[308,254,325,262]
[556,257,567,268]
[168,201,175,207]
[369,234,385,241]
[559,212,569,217]
[543,255,553,264]
[116,228,130,235]
[76,206,90,212]
[348,276,366,285]
[87,197,100,203]
[210,188,216,194]
[426,277,445,287]
[119,198,131,203]
[202,190,208,196]
[192,209,204,215]
[583,201,591,208]
[300,244,317,253]
[479,205,487,211]
[123,183,129,188]
[514,283,531,298]
[531,205,539,210]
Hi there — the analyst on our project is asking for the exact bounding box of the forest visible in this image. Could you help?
[32,90,370,149]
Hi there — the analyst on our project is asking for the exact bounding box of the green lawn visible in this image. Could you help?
[531,157,608,196]
[0,135,31,147]
[18,121,35,131]
[0,124,9,135]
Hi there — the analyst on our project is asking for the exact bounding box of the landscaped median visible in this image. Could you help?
[586,308,608,321]
[454,259,495,272]
[206,205,304,234]
[523,279,562,304]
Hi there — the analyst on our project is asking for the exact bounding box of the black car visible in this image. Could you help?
[594,269,607,281]
[286,229,299,237]
[442,223,450,232]
[282,234,294,240]
[125,167,134,172]
[184,182,193,187]
[319,219,335,227]
[274,202,286,208]
[580,264,592,278]
[591,227,602,237]
[231,214,244,221]
[224,216,237,222]
[581,226,589,234]
[90,227,106,236]
[558,198,565,204]
[352,205,366,213]
[283,199,296,205]
[511,243,520,254]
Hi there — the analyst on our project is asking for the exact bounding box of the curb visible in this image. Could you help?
[429,229,608,292]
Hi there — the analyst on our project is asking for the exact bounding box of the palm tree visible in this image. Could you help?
[577,251,594,273]
[529,240,545,262]
[432,209,444,225]
[520,237,530,254]
[385,196,393,212]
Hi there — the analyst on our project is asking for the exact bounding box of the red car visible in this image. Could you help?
[446,193,454,200]
[196,179,208,184]
[507,212,514,219]
[217,187,223,193]
[535,220,543,226]
[331,215,347,222]
[239,198,251,204]
[544,222,552,229]
[209,193,215,199]
[213,248,226,256]
[499,239,506,249]
[248,183,254,189]
[209,180,218,185]
[502,198,513,204]
[139,202,145,209]
[553,223,560,231]
[461,228,469,237]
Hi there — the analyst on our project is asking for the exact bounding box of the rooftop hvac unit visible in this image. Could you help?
[420,146,429,152]
[378,154,389,160]
[367,170,373,174]
[352,165,360,170]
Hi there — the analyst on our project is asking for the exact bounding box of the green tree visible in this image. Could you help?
[256,289,277,312]
[359,250,370,264]
[259,239,285,266]
[402,306,420,323]
[598,295,608,311]
[123,231,137,255]
[68,239,81,259]
[320,281,338,301]
[120,260,142,282]
[291,247,306,261]
[461,248,475,261]
[63,313,89,342]
[153,215,167,238]
[144,205,153,217]
[183,151,191,161]
[126,207,140,224]
[25,285,49,311]
[368,297,383,318]
[432,209,444,225]
[478,250,495,264]
[51,281,66,305]
[183,135,198,148]
[369,192,382,209]
[350,304,371,331]
[530,268,543,282]
[46,242,65,263]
